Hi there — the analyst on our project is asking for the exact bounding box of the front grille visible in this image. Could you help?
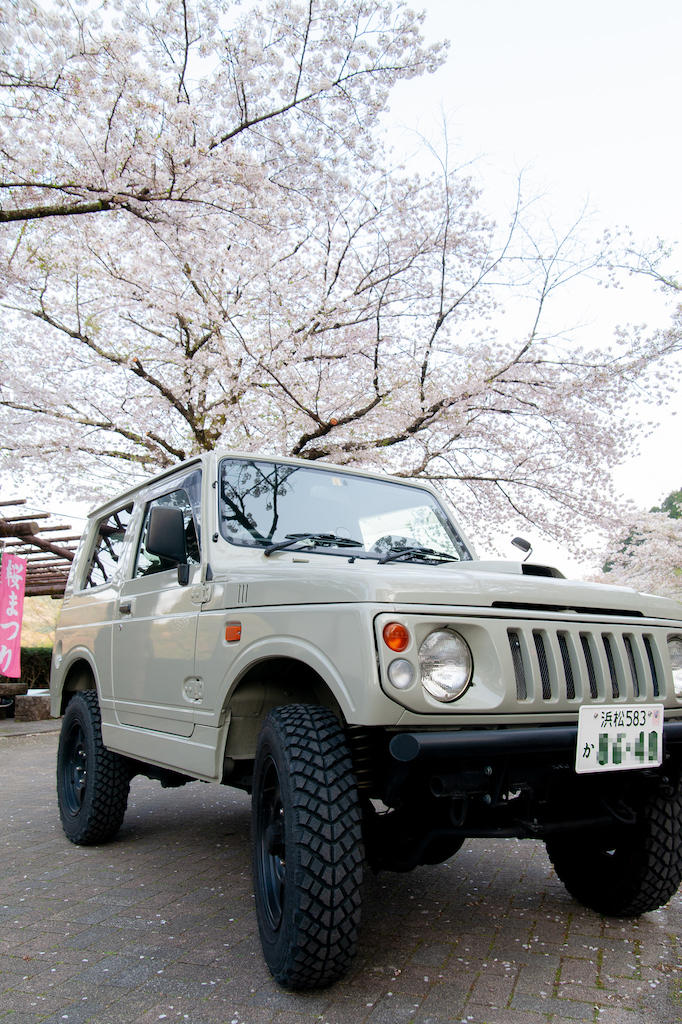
[602,634,619,698]
[558,634,575,699]
[533,632,552,699]
[508,630,526,700]
[643,636,660,697]
[507,625,665,704]
[580,633,599,698]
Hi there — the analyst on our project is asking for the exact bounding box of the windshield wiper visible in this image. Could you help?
[377,545,458,565]
[264,532,363,557]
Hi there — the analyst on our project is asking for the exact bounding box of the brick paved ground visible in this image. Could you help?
[1,731,680,1024]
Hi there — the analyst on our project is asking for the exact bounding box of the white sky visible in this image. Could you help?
[387,0,682,535]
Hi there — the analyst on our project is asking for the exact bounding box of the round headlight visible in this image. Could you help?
[419,629,473,702]
[668,636,682,698]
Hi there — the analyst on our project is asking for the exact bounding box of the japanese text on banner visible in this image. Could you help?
[0,554,27,678]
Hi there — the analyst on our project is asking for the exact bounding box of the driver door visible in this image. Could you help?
[112,472,202,736]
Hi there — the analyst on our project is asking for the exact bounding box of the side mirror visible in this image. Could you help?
[146,506,190,585]
[511,536,532,562]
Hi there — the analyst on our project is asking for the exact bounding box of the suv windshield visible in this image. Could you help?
[218,458,471,561]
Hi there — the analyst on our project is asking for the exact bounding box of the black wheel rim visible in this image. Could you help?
[61,720,88,816]
[258,755,286,932]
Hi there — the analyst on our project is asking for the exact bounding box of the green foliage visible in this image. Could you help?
[0,646,52,688]
[651,487,682,520]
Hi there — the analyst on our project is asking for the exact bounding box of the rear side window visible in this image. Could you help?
[84,505,134,589]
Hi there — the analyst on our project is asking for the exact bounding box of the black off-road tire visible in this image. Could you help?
[546,782,682,917]
[56,690,130,845]
[251,705,364,990]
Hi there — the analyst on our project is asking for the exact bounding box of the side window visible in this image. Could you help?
[84,505,134,589]
[135,488,200,578]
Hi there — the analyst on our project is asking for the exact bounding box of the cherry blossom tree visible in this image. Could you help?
[1,0,441,224]
[596,502,682,601]
[1,0,681,550]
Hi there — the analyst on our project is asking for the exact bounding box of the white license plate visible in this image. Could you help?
[575,704,664,774]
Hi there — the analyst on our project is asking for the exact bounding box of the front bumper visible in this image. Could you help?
[389,720,682,763]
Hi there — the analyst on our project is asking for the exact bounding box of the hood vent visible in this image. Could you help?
[521,563,564,579]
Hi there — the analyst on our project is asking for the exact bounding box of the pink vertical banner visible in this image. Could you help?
[0,553,27,679]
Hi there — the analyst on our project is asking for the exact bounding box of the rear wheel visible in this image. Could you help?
[56,690,130,845]
[546,781,682,916]
[251,705,364,989]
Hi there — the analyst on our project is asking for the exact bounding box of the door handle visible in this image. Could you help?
[119,601,132,615]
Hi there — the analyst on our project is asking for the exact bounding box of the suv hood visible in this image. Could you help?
[382,559,682,620]
[217,556,682,622]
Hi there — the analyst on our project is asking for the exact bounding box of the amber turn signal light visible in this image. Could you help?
[225,622,242,643]
[382,621,410,652]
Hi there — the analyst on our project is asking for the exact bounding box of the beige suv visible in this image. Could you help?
[51,452,682,989]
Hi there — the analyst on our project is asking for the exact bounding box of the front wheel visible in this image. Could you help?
[56,690,130,845]
[251,705,364,989]
[546,781,682,916]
